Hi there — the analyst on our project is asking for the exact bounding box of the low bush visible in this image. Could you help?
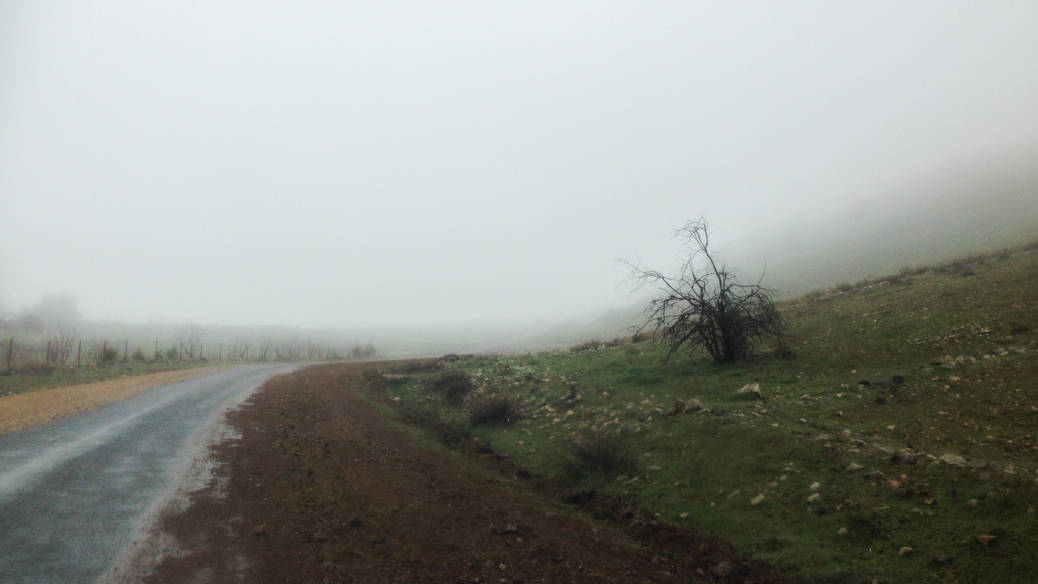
[558,431,639,479]
[131,348,148,362]
[388,359,444,374]
[94,346,119,366]
[469,395,518,426]
[427,370,474,405]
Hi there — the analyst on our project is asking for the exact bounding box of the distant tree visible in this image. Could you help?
[29,294,81,332]
[175,324,206,359]
[258,336,273,361]
[626,219,785,364]
[350,343,376,360]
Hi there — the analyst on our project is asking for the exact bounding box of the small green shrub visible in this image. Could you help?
[164,347,179,361]
[469,395,518,425]
[95,346,119,366]
[131,348,148,362]
[427,370,474,405]
[559,431,639,478]
[389,359,445,374]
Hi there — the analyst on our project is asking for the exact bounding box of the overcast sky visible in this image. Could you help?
[2,1,1036,328]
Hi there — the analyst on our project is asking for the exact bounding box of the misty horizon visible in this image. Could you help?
[3,1,1037,332]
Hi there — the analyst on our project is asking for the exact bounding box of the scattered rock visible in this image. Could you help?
[837,527,848,536]
[858,379,872,387]
[685,398,705,413]
[666,401,685,416]
[807,493,822,503]
[847,462,864,471]
[492,524,519,535]
[975,534,997,546]
[939,453,968,467]
[750,493,765,505]
[899,546,913,557]
[737,383,763,399]
[809,481,820,491]
[968,458,990,469]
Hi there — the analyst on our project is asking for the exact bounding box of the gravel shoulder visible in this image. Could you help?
[0,366,232,435]
[143,363,783,583]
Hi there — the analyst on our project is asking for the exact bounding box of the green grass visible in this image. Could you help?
[377,246,1038,583]
[0,360,234,396]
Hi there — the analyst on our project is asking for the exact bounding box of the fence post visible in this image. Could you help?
[46,340,52,365]
[124,339,129,362]
[218,343,222,361]
[77,340,82,368]
[6,337,13,372]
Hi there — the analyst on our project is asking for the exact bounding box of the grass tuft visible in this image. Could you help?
[559,431,639,479]
[469,395,519,426]
[426,370,474,405]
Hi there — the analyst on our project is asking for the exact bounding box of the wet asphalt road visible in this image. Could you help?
[0,364,295,584]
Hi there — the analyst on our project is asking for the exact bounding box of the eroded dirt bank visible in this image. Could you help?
[144,364,782,583]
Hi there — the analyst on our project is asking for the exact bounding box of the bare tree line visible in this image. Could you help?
[1,327,372,373]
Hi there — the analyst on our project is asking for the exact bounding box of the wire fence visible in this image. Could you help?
[2,334,350,372]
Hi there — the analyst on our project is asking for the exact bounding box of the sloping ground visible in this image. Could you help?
[143,364,782,583]
[0,366,230,435]
[375,247,1038,583]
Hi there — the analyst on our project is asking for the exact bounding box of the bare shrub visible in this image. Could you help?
[45,330,76,365]
[88,342,119,366]
[626,219,785,364]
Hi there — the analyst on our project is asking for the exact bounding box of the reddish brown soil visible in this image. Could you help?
[145,364,785,583]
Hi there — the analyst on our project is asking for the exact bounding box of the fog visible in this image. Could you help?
[2,1,1036,348]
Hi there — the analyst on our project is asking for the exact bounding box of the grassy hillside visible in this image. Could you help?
[375,245,1038,583]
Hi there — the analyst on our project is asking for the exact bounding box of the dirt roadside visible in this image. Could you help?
[0,366,231,435]
[143,363,785,583]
